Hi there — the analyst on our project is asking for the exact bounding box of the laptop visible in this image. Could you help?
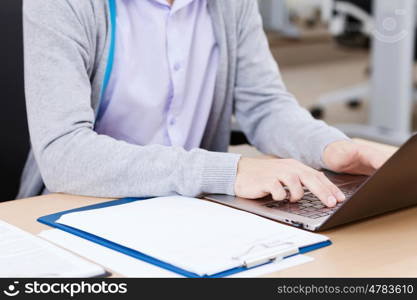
[205,134,417,231]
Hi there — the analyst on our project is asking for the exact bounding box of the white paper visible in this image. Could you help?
[39,229,314,278]
[0,220,105,278]
[56,196,328,276]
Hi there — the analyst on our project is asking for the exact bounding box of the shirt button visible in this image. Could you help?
[173,63,181,71]
[169,118,176,126]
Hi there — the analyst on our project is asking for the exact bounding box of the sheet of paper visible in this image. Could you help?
[39,229,314,278]
[56,196,328,276]
[0,220,105,278]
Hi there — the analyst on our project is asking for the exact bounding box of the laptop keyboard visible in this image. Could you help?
[264,188,356,219]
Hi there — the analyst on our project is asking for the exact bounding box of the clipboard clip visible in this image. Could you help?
[233,241,299,269]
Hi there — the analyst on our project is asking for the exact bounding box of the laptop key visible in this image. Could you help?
[318,213,330,217]
[263,195,343,219]
[301,208,313,212]
[300,211,318,217]
[309,214,323,219]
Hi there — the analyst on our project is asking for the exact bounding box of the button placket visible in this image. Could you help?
[165,12,183,145]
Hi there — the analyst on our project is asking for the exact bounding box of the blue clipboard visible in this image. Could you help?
[38,197,332,278]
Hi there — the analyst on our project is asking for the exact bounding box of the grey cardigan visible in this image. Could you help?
[18,0,348,199]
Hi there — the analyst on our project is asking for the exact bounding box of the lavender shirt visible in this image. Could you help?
[95,0,219,150]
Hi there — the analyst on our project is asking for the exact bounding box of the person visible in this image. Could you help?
[19,0,393,208]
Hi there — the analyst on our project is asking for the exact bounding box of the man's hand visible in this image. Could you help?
[235,158,346,207]
[323,140,396,175]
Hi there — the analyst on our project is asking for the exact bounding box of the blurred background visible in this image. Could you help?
[263,0,371,125]
[259,0,416,128]
[0,0,28,201]
[232,0,417,153]
[1,0,416,200]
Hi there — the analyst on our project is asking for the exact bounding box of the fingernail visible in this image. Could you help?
[327,196,337,207]
[337,191,346,201]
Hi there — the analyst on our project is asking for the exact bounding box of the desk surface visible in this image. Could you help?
[2,141,416,278]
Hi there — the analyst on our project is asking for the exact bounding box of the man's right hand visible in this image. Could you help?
[234,157,346,208]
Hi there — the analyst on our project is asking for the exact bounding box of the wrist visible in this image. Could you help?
[235,157,253,195]
[201,152,241,196]
[323,140,360,172]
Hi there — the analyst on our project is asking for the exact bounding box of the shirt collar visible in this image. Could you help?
[151,0,198,13]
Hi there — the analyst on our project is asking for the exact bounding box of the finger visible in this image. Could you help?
[280,174,304,202]
[300,173,337,207]
[269,181,287,201]
[317,172,345,202]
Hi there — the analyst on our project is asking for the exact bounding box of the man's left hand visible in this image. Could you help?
[323,140,396,176]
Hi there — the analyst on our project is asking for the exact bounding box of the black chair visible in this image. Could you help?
[332,0,372,49]
[0,0,30,201]
[332,0,417,57]
[310,0,417,119]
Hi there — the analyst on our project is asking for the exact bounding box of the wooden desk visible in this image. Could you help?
[2,141,416,278]
[1,193,417,277]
